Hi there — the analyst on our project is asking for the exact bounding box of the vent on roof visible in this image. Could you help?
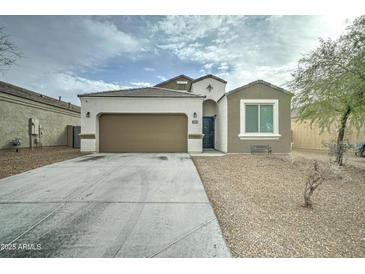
[176,80,188,91]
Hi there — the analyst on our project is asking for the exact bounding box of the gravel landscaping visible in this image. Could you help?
[0,146,84,179]
[292,149,365,171]
[193,153,365,257]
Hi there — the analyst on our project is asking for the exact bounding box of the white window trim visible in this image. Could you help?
[238,99,281,140]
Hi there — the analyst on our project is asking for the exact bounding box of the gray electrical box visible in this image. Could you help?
[29,118,40,135]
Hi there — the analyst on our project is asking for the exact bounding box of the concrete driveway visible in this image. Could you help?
[0,153,230,258]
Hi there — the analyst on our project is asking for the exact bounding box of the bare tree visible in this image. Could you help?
[0,27,20,70]
[303,161,324,208]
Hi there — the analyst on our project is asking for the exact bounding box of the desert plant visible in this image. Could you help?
[290,16,365,166]
[303,160,324,208]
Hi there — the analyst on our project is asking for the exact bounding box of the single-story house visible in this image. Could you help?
[0,81,80,149]
[78,74,293,153]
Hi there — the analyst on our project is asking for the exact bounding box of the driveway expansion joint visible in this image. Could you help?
[149,218,216,258]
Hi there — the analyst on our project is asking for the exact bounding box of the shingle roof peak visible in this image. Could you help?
[78,86,205,98]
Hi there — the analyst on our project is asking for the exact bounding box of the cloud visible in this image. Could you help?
[143,67,155,72]
[42,73,129,103]
[0,15,356,103]
[203,63,213,70]
[152,16,242,44]
[0,16,144,104]
[151,15,354,89]
[217,63,229,72]
[129,81,151,87]
[156,75,167,82]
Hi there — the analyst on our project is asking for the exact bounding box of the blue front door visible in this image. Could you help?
[203,117,215,148]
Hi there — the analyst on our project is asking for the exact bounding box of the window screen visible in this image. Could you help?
[260,105,273,133]
[245,105,258,132]
[245,104,274,133]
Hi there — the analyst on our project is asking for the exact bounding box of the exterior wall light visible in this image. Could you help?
[193,112,197,118]
[86,111,90,118]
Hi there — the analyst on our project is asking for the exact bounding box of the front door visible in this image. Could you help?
[203,117,214,148]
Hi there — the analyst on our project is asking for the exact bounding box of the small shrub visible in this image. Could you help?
[303,161,324,208]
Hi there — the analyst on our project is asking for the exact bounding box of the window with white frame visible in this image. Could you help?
[239,99,280,139]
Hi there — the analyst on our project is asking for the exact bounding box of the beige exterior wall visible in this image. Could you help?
[0,92,80,149]
[193,76,227,152]
[203,100,217,116]
[190,77,226,101]
[156,76,192,91]
[80,96,204,153]
[227,83,292,153]
[292,119,365,150]
[215,96,228,152]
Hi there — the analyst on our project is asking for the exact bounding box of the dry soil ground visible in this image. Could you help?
[193,152,365,257]
[0,146,83,179]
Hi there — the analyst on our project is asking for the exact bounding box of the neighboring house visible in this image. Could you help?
[78,74,293,153]
[0,81,80,149]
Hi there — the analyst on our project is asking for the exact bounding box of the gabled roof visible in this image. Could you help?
[78,86,205,98]
[226,80,294,96]
[154,73,227,88]
[192,74,227,84]
[154,74,193,87]
[0,81,81,113]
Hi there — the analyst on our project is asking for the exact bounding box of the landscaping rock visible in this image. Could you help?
[193,153,365,257]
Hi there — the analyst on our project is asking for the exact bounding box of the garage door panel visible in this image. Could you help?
[99,114,187,153]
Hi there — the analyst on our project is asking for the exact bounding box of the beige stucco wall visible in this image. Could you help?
[80,96,204,153]
[215,96,228,152]
[190,77,226,102]
[0,92,80,149]
[227,83,292,153]
[203,100,217,116]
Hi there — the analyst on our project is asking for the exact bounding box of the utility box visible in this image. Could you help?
[73,126,81,149]
[67,125,73,147]
[29,118,40,135]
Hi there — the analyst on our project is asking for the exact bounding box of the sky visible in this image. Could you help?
[0,15,355,105]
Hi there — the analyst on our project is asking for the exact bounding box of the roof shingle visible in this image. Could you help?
[78,87,205,98]
[191,74,227,84]
[227,80,293,96]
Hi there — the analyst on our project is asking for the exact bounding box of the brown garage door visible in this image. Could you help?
[99,113,188,153]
